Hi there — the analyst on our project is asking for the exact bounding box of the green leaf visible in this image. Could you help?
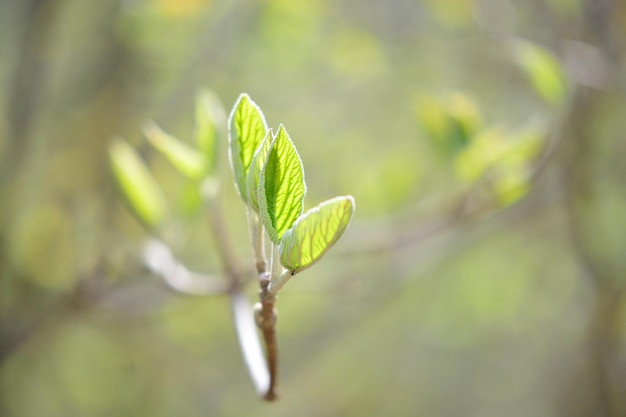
[108,139,167,228]
[446,93,482,150]
[453,128,501,182]
[280,196,355,273]
[228,93,269,203]
[195,89,225,174]
[512,40,567,105]
[493,168,531,206]
[246,129,273,213]
[415,93,481,156]
[144,121,206,181]
[258,125,306,244]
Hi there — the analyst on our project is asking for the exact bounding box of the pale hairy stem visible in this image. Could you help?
[207,198,279,401]
[247,209,267,274]
[270,269,293,296]
[248,209,280,401]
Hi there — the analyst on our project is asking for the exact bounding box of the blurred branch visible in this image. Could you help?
[0,295,68,366]
[559,85,622,417]
[556,0,626,411]
[143,238,229,295]
[340,191,475,256]
[140,191,280,400]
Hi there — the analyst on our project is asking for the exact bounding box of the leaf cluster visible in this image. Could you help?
[229,94,354,288]
[108,90,354,293]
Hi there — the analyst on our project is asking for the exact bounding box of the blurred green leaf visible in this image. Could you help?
[513,40,567,105]
[280,195,355,273]
[454,121,545,205]
[177,181,203,216]
[493,167,531,205]
[258,125,306,244]
[246,129,273,213]
[416,93,482,155]
[108,139,167,228]
[195,89,225,174]
[144,121,206,181]
[491,125,545,205]
[447,93,482,146]
[498,123,545,167]
[415,96,449,146]
[228,93,269,203]
[453,128,507,182]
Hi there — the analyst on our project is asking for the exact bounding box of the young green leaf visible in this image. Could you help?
[258,125,306,244]
[415,93,481,156]
[246,129,273,213]
[228,93,269,203]
[108,139,167,228]
[195,89,225,174]
[512,40,567,105]
[144,121,206,181]
[280,196,355,274]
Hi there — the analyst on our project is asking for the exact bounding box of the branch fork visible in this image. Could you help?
[143,201,282,401]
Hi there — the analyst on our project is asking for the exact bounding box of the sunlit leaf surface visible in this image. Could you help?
[228,93,269,203]
[280,195,355,273]
[258,125,306,244]
[246,129,272,213]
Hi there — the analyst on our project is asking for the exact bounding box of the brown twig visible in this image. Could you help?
[204,191,279,401]
[257,274,279,401]
[250,212,279,401]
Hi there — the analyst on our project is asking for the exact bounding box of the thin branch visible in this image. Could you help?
[247,208,267,274]
[248,208,280,401]
[257,276,279,401]
[339,190,476,256]
[205,194,279,401]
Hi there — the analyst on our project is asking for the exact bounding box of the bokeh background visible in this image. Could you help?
[1,0,626,416]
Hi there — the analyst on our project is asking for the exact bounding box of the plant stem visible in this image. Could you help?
[249,211,280,400]
[207,197,280,400]
[270,269,293,296]
[247,209,267,274]
[257,278,279,401]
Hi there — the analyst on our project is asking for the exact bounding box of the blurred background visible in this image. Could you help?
[1,0,626,416]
